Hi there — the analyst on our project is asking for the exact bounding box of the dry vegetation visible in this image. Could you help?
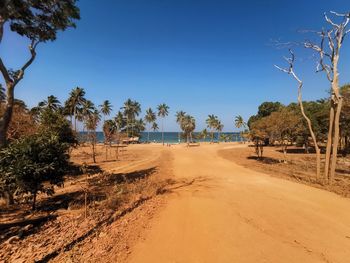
[0,145,175,262]
[219,145,350,197]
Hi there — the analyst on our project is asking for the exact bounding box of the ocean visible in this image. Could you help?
[79,132,244,143]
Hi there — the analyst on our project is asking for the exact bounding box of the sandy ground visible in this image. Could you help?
[1,143,350,262]
[128,143,350,263]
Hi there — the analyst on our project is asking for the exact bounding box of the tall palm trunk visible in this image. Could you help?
[162,118,164,146]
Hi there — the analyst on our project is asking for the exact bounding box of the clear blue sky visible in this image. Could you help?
[1,0,350,131]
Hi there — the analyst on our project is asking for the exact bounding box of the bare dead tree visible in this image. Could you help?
[275,50,321,179]
[304,11,350,184]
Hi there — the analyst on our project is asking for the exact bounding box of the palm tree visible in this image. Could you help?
[206,114,218,143]
[85,108,101,163]
[216,120,224,143]
[115,110,125,132]
[65,87,86,131]
[80,100,95,132]
[145,108,156,142]
[235,115,246,142]
[122,99,141,137]
[180,114,196,146]
[100,100,112,122]
[176,111,186,143]
[40,95,61,111]
[152,122,159,132]
[157,103,169,145]
[200,128,208,142]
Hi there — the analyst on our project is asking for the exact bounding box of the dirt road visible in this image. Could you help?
[128,144,350,263]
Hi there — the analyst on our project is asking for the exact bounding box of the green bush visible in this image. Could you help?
[0,131,70,210]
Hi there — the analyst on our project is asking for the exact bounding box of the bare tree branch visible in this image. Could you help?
[13,40,39,86]
[0,58,12,85]
[324,12,340,28]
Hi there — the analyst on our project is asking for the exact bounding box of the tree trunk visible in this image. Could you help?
[148,127,150,142]
[4,191,14,206]
[282,144,287,163]
[32,191,37,211]
[162,118,164,146]
[324,105,335,183]
[329,98,343,184]
[0,84,14,148]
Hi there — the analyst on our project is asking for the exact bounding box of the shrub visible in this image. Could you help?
[0,131,70,210]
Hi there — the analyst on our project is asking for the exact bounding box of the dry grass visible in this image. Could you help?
[0,145,175,262]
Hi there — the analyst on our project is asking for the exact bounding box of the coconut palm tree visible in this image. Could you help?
[115,110,125,132]
[39,95,61,111]
[85,108,101,163]
[235,115,246,142]
[152,122,159,132]
[81,99,95,121]
[180,114,196,146]
[157,103,169,145]
[216,120,224,143]
[122,99,141,137]
[100,100,112,122]
[176,111,186,143]
[65,87,86,131]
[200,128,208,142]
[206,114,218,143]
[145,108,156,142]
[235,115,246,129]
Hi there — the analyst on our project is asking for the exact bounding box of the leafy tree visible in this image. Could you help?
[248,102,283,129]
[0,131,70,209]
[38,108,77,146]
[340,84,350,153]
[0,0,80,147]
[5,100,37,141]
[145,108,156,142]
[257,102,283,118]
[157,103,169,145]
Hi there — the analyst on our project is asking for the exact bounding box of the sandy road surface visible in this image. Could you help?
[128,144,350,263]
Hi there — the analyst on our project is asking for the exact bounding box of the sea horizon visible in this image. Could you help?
[79,131,244,143]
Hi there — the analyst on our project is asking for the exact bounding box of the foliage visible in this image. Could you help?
[248,101,282,129]
[38,108,77,146]
[100,100,112,118]
[0,131,70,209]
[0,0,80,147]
[234,115,246,130]
[1,0,80,42]
[4,100,37,141]
[179,114,196,144]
